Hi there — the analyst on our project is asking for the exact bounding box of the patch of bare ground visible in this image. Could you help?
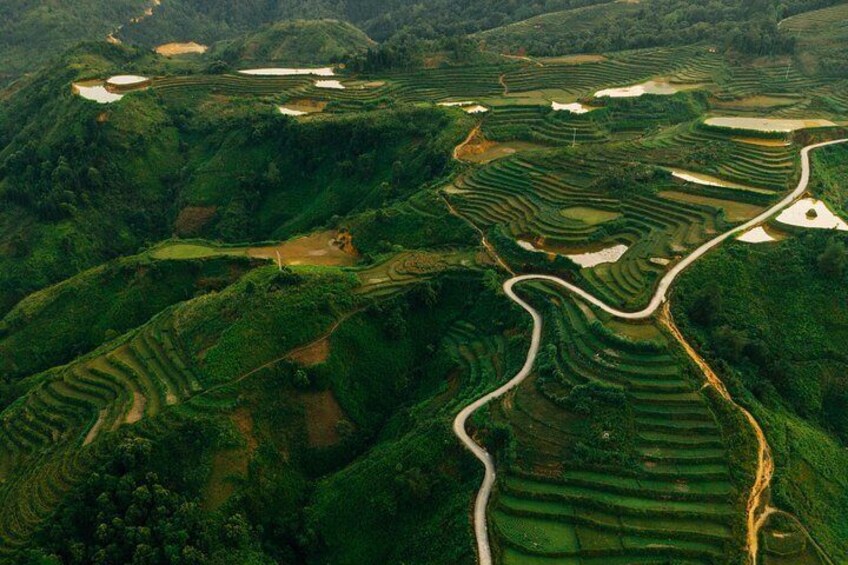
[733,137,792,147]
[83,409,108,446]
[203,407,258,510]
[458,134,544,164]
[174,206,218,236]
[424,54,447,69]
[300,390,349,448]
[125,391,146,424]
[284,99,329,114]
[155,42,208,56]
[288,338,330,367]
[540,54,606,64]
[248,230,358,267]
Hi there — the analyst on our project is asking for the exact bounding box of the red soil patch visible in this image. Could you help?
[174,206,218,236]
[300,390,348,448]
[288,338,330,366]
[248,230,358,267]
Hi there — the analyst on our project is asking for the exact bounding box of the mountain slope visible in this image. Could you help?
[211,19,375,66]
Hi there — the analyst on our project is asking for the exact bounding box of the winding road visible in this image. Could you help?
[451,138,848,565]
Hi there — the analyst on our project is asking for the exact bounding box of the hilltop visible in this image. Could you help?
[211,20,375,66]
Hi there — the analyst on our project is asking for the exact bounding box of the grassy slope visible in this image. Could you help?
[476,2,641,54]
[0,44,470,314]
[673,233,848,561]
[7,265,524,563]
[0,0,145,85]
[0,253,256,383]
[780,2,848,77]
[211,19,375,65]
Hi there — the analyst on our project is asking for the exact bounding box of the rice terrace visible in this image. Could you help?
[1,1,848,564]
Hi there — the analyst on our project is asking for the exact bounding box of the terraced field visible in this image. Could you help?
[0,312,205,553]
[446,133,777,308]
[355,250,483,297]
[488,289,747,563]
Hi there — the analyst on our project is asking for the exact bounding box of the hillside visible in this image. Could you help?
[674,230,848,561]
[2,4,848,564]
[211,20,375,66]
[0,0,146,84]
[780,2,848,77]
[0,42,468,314]
[476,0,846,57]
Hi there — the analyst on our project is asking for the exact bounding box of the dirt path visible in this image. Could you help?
[660,304,774,565]
[454,124,482,161]
[450,138,848,565]
[498,74,509,96]
[500,53,545,67]
[440,193,514,275]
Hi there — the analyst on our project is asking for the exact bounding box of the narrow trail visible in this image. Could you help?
[453,124,482,161]
[660,304,774,565]
[500,53,545,67]
[498,74,509,96]
[448,138,848,565]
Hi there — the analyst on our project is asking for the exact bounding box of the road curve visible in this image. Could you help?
[452,138,848,565]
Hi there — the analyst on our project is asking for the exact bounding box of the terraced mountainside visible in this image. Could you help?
[489,285,753,563]
[1,5,848,564]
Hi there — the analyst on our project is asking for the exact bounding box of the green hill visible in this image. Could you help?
[674,225,848,561]
[0,43,467,314]
[0,0,145,85]
[212,19,375,66]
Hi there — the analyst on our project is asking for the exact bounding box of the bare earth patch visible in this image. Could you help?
[540,54,606,64]
[456,129,542,163]
[83,409,108,446]
[288,338,330,366]
[300,390,347,448]
[125,391,146,424]
[155,42,208,56]
[248,230,358,267]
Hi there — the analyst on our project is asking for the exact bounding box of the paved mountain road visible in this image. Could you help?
[451,138,848,565]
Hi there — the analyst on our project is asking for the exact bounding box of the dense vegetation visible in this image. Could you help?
[674,233,848,560]
[210,19,375,67]
[0,0,143,85]
[2,2,848,563]
[0,43,468,314]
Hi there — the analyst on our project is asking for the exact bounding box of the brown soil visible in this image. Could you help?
[232,406,258,453]
[155,42,208,56]
[660,304,775,565]
[83,409,108,446]
[300,390,348,448]
[424,54,447,69]
[248,230,358,267]
[541,54,607,64]
[288,338,330,366]
[287,99,328,111]
[174,206,218,236]
[732,137,792,147]
[125,391,146,424]
[455,128,498,161]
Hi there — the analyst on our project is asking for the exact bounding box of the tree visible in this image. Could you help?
[817,237,847,277]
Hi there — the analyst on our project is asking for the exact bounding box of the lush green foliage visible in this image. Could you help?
[477,0,844,56]
[0,0,144,85]
[0,254,255,384]
[675,233,848,559]
[211,19,375,66]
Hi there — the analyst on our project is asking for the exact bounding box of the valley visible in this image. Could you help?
[1,2,848,564]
